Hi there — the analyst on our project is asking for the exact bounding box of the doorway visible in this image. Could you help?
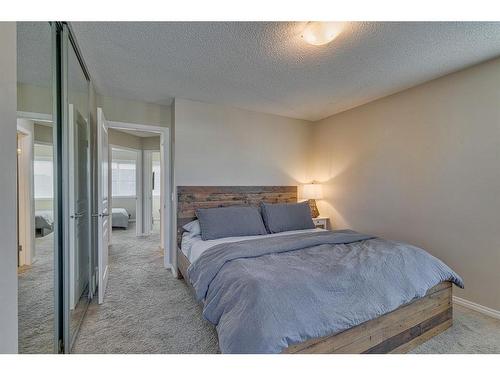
[95,115,171,304]
[16,117,57,353]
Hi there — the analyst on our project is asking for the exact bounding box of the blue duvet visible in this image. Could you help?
[188,230,463,353]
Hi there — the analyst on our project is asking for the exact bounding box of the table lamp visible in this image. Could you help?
[302,183,323,218]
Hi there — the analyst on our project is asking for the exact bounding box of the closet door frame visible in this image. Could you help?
[51,21,64,354]
[53,21,94,354]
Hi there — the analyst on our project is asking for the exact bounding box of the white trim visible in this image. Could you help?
[16,120,35,266]
[107,120,165,134]
[453,296,500,320]
[17,111,52,123]
[68,104,76,310]
[34,140,53,146]
[109,144,140,153]
[97,107,110,304]
[135,150,143,237]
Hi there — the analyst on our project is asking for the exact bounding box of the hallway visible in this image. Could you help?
[72,223,218,353]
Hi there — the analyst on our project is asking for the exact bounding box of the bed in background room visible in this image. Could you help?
[35,210,53,237]
[176,186,463,354]
[112,207,130,229]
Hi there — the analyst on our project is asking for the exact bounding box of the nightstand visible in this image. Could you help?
[312,216,329,229]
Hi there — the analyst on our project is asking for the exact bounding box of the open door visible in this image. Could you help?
[69,104,90,310]
[68,104,91,310]
[97,108,110,304]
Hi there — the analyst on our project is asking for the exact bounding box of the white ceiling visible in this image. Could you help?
[72,22,500,121]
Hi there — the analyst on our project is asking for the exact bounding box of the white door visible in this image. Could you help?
[69,105,90,309]
[97,108,110,304]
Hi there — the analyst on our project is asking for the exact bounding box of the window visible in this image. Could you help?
[112,159,136,197]
[152,152,161,197]
[34,144,53,199]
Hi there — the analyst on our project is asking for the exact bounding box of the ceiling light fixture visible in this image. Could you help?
[301,22,345,46]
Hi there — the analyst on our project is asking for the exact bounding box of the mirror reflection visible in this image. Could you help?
[16,21,55,354]
[67,38,91,348]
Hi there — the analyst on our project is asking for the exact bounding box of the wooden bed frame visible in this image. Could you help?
[176,186,453,354]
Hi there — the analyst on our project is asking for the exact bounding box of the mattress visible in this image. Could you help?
[112,208,130,228]
[181,228,325,263]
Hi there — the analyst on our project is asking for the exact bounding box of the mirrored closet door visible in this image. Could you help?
[61,23,92,352]
[16,21,57,354]
[16,21,94,354]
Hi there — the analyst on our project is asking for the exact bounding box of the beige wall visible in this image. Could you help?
[17,83,52,115]
[17,84,171,128]
[97,95,170,127]
[0,22,18,353]
[35,198,53,211]
[174,98,313,186]
[312,57,500,311]
[34,123,52,144]
[142,136,160,150]
[108,129,160,151]
[109,128,142,149]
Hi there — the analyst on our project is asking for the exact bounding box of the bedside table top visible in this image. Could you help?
[313,216,329,220]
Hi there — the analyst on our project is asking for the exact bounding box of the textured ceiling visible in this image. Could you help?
[18,22,90,97]
[17,22,52,87]
[69,22,500,120]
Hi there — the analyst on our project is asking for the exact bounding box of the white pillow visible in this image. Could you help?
[182,219,201,236]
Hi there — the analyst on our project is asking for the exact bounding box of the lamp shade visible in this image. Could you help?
[302,183,323,200]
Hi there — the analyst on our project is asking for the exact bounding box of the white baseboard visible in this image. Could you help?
[453,296,500,320]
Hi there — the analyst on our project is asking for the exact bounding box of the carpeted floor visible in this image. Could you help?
[18,232,55,354]
[410,304,500,354]
[73,223,218,353]
[18,230,90,354]
[73,224,500,354]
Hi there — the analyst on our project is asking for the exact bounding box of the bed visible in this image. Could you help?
[112,208,130,229]
[176,186,463,354]
[35,210,53,237]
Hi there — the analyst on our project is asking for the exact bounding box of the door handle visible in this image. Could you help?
[70,211,85,219]
[91,213,109,217]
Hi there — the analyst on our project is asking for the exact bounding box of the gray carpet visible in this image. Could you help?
[411,304,500,354]
[73,224,500,354]
[73,223,219,353]
[18,233,55,354]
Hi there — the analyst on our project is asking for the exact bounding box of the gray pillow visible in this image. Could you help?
[261,201,315,233]
[196,206,268,241]
[182,219,201,237]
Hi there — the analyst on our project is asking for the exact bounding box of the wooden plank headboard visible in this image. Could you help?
[176,186,297,246]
